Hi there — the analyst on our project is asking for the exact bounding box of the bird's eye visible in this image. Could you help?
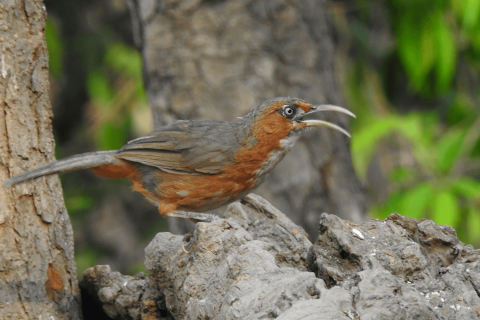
[278,105,297,119]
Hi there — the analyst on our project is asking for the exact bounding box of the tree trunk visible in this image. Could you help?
[0,1,82,318]
[127,0,367,239]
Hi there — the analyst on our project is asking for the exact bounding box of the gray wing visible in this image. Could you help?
[115,120,239,174]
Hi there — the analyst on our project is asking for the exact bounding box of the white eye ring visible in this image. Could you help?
[284,106,294,116]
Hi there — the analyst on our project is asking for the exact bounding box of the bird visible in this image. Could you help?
[4,97,355,222]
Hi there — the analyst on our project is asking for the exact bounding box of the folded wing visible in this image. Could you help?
[115,120,239,175]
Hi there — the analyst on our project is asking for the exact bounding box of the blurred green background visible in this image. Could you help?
[44,0,480,276]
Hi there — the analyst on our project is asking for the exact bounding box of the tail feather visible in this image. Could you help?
[3,151,118,187]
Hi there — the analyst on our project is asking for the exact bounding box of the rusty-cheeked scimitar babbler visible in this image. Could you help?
[4,97,355,222]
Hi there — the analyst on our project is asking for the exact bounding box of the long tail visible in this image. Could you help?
[4,151,118,187]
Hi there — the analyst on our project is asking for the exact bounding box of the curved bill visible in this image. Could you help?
[299,104,356,138]
[308,104,356,118]
[301,120,352,138]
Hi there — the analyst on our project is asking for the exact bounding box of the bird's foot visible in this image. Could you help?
[167,211,220,223]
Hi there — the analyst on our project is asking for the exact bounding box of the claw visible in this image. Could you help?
[181,241,190,253]
[166,211,219,222]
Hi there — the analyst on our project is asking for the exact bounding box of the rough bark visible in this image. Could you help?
[127,0,367,238]
[80,194,480,319]
[80,266,173,320]
[0,1,81,319]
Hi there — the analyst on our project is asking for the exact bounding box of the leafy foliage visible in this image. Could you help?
[340,0,480,245]
[45,18,64,78]
[86,42,149,150]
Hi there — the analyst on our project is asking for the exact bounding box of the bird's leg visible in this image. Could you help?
[166,211,220,223]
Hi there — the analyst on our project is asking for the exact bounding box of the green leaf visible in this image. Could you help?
[394,114,427,147]
[352,113,431,179]
[105,42,142,77]
[65,195,94,212]
[135,78,147,103]
[75,249,98,278]
[128,263,147,276]
[98,121,129,150]
[452,178,480,198]
[462,0,480,30]
[390,113,433,170]
[400,182,433,219]
[467,208,480,244]
[351,116,398,179]
[436,130,465,174]
[397,14,424,89]
[419,19,436,81]
[45,18,63,78]
[470,30,480,53]
[391,167,411,183]
[381,191,406,219]
[87,70,114,105]
[447,94,476,125]
[433,13,456,92]
[432,190,459,226]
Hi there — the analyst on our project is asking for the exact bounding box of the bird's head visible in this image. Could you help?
[233,97,355,183]
[245,97,355,140]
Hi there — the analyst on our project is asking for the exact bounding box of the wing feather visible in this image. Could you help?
[115,120,239,174]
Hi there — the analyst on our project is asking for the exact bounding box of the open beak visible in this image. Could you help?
[299,104,356,138]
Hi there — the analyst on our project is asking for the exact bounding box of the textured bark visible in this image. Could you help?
[80,266,173,320]
[80,195,480,319]
[127,0,367,238]
[0,1,81,319]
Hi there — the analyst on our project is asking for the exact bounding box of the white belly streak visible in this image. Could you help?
[253,133,300,182]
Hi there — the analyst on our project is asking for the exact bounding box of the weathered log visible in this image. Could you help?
[80,265,173,319]
[309,212,480,319]
[80,195,480,319]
